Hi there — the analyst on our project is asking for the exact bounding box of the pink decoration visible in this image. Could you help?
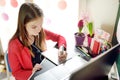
[1,13,9,21]
[46,18,51,25]
[10,0,18,8]
[78,20,84,28]
[58,0,67,10]
[81,11,90,23]
[0,0,6,6]
[78,19,84,33]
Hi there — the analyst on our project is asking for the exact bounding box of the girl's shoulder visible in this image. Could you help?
[9,38,23,48]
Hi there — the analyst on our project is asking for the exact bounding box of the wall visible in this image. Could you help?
[0,0,24,52]
[0,0,80,52]
[0,0,118,52]
[85,0,119,41]
[33,0,80,52]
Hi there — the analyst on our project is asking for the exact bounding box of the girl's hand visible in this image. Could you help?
[32,63,42,73]
[58,51,67,64]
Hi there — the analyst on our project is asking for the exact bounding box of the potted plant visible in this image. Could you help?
[74,19,85,46]
[86,22,94,47]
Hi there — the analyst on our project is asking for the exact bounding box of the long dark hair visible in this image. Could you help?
[10,3,46,56]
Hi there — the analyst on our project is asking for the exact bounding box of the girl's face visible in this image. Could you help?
[25,17,43,37]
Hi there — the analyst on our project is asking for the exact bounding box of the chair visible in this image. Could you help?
[4,50,11,80]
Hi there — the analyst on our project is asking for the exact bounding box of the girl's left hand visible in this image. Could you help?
[32,63,42,73]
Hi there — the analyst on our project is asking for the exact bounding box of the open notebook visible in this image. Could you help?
[34,55,87,80]
[42,48,59,65]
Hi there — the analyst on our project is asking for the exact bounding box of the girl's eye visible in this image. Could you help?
[32,26,37,29]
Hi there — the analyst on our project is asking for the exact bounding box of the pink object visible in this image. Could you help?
[46,18,51,25]
[10,0,18,8]
[0,0,6,6]
[1,13,9,21]
[87,34,94,47]
[78,20,84,28]
[58,0,67,10]
[90,39,101,56]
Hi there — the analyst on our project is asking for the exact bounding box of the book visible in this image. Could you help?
[28,58,56,80]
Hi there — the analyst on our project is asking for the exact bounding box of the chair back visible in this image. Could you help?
[4,50,11,80]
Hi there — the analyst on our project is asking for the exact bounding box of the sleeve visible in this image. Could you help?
[8,40,32,80]
[44,29,67,49]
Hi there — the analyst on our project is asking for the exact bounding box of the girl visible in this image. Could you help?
[8,3,67,80]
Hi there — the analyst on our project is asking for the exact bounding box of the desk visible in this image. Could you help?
[30,42,87,80]
[30,41,88,80]
[27,38,86,80]
[33,46,120,80]
[34,55,87,80]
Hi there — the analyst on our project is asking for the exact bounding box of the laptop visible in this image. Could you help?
[69,44,120,80]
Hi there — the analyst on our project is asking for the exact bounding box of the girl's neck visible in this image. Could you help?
[28,36,35,45]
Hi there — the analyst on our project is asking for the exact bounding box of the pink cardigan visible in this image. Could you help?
[8,29,67,80]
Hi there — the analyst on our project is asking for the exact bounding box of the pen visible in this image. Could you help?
[76,46,87,57]
[59,45,64,55]
[76,46,91,61]
[61,57,72,65]
[77,47,90,57]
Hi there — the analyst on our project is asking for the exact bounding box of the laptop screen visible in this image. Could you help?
[70,44,120,80]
